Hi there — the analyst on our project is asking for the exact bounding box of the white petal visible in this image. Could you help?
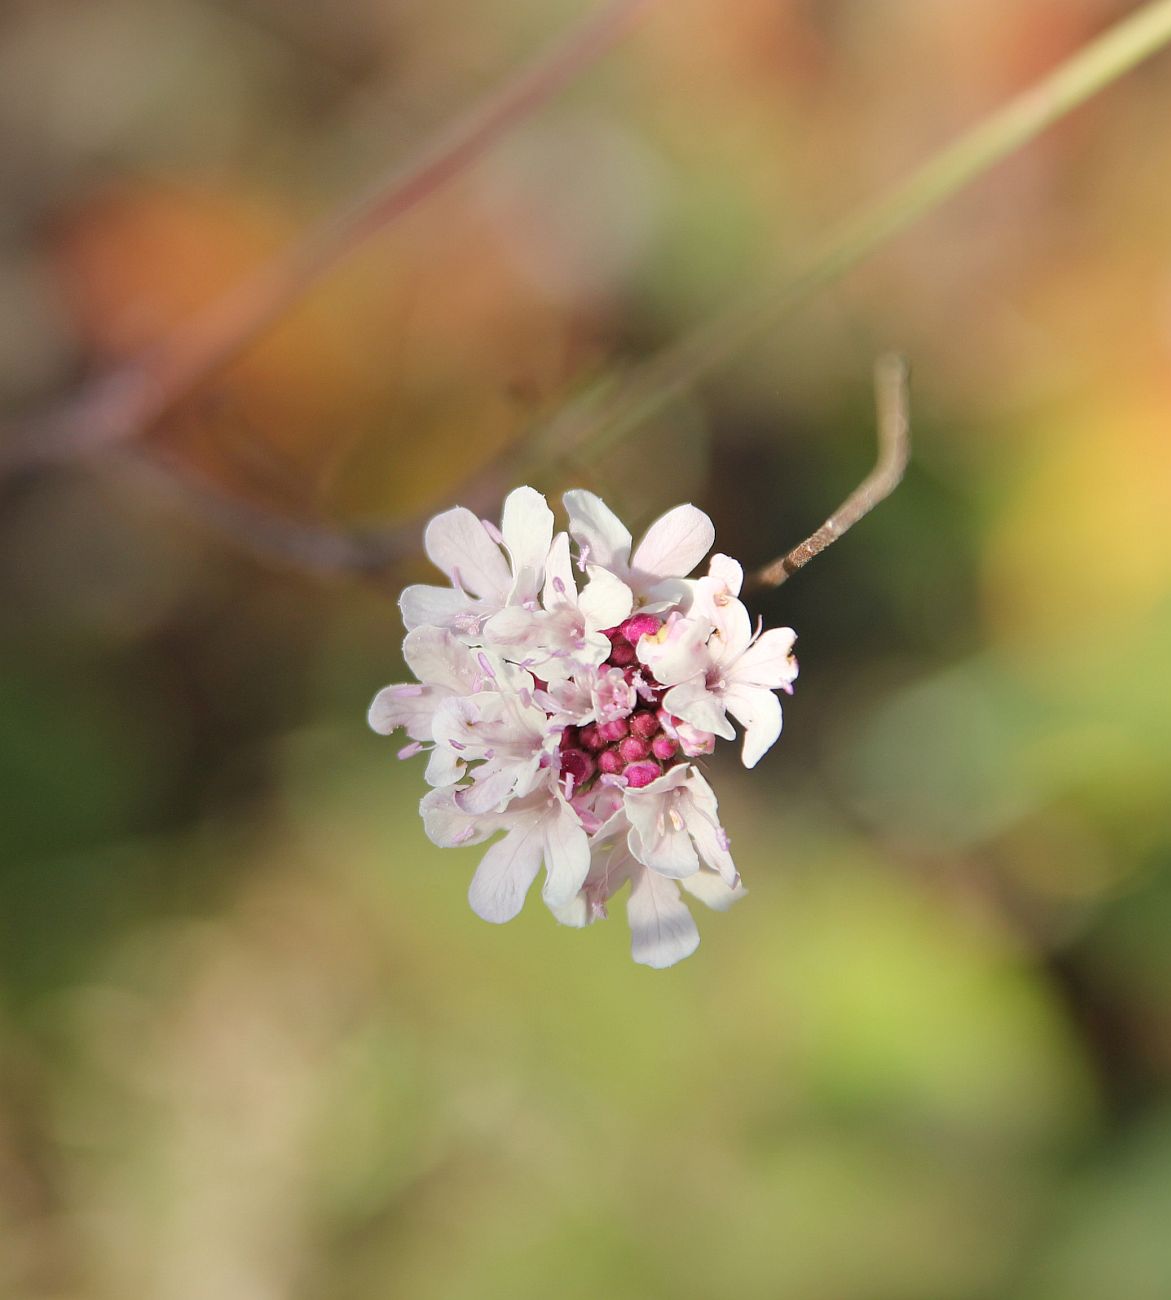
[399,584,477,632]
[578,566,633,629]
[636,614,714,687]
[710,597,753,659]
[424,744,464,788]
[563,489,633,571]
[548,893,589,927]
[680,868,746,912]
[540,800,591,909]
[420,789,496,848]
[456,764,520,814]
[661,680,737,741]
[468,816,545,923]
[627,820,699,878]
[402,626,479,692]
[424,507,512,599]
[501,487,554,602]
[541,532,578,610]
[733,626,798,690]
[724,683,783,768]
[482,605,544,655]
[367,683,436,739]
[682,771,739,885]
[630,504,714,580]
[707,553,743,598]
[626,868,699,968]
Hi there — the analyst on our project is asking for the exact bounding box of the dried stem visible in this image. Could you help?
[2,0,659,473]
[10,0,1171,579]
[526,0,1171,470]
[752,355,910,589]
[112,451,414,584]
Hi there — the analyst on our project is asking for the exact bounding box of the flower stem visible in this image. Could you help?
[536,0,1171,465]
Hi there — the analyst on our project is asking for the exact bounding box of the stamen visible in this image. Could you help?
[397,741,424,760]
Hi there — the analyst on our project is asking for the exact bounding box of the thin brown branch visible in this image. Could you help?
[112,451,416,585]
[752,354,911,589]
[2,0,659,475]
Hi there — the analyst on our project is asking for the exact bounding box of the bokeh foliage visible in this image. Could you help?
[3,1,1171,1296]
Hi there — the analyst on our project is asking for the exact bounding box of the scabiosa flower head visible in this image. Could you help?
[370,486,797,968]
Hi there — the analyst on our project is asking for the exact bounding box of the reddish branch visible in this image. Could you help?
[751,354,911,589]
[2,0,660,474]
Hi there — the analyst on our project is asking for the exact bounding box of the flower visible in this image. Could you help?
[638,555,798,769]
[371,486,797,968]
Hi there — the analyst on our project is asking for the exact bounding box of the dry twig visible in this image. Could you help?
[751,354,911,589]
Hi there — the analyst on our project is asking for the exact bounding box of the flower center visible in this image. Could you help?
[557,615,680,791]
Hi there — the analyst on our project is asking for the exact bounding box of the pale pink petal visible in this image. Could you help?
[424,507,512,598]
[682,771,739,885]
[548,893,589,927]
[501,487,554,602]
[630,504,714,580]
[626,868,699,968]
[401,626,479,692]
[457,763,521,815]
[732,626,798,690]
[707,553,743,598]
[626,817,699,878]
[710,597,753,660]
[399,584,478,631]
[563,489,632,571]
[723,683,783,768]
[541,532,578,609]
[636,614,714,686]
[679,868,746,911]
[468,815,545,923]
[661,680,736,741]
[424,744,463,787]
[367,683,434,739]
[420,789,497,848]
[539,800,591,908]
[578,566,633,629]
[482,605,544,653]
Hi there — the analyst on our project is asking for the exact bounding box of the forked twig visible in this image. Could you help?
[752,354,910,588]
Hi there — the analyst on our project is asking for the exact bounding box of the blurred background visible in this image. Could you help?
[3,0,1171,1296]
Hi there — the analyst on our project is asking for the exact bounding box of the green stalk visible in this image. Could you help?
[540,0,1171,463]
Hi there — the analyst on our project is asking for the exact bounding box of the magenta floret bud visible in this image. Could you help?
[577,724,602,751]
[560,748,596,787]
[597,718,629,743]
[630,711,659,740]
[620,613,661,644]
[607,641,637,667]
[651,735,677,761]
[598,749,624,775]
[618,736,649,763]
[623,760,661,788]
